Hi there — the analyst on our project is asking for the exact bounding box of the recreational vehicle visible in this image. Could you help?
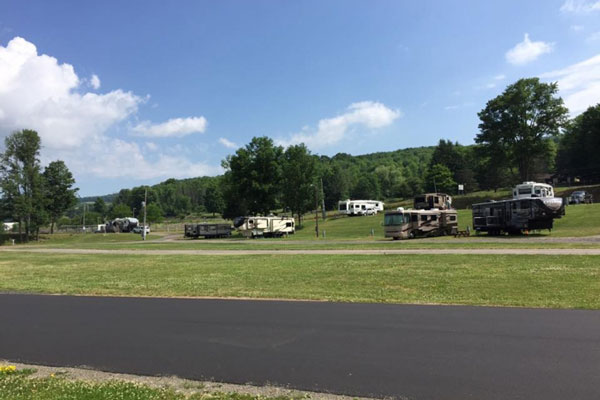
[338,199,384,216]
[384,207,458,239]
[105,217,139,233]
[184,223,232,239]
[473,182,565,235]
[235,216,295,238]
[413,193,452,210]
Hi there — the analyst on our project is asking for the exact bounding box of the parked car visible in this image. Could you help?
[132,226,150,234]
[568,191,593,204]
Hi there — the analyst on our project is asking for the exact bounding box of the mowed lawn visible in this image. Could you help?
[1,253,598,309]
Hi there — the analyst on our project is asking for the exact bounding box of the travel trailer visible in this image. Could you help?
[235,216,295,238]
[473,182,565,235]
[338,200,384,216]
[413,193,452,210]
[105,217,139,233]
[184,223,232,238]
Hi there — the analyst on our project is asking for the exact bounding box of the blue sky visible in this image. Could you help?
[1,0,600,196]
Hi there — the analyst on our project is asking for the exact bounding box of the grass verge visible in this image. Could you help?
[1,253,598,309]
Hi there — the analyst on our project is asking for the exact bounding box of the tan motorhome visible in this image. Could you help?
[384,208,458,239]
[236,216,295,238]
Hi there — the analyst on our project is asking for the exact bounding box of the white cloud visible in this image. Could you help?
[219,137,237,149]
[90,74,100,89]
[560,0,600,13]
[277,101,401,149]
[0,36,218,182]
[541,54,600,114]
[505,34,554,65]
[444,105,460,110]
[571,25,585,31]
[131,116,207,138]
[494,74,506,81]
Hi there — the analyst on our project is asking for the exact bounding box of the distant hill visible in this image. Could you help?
[78,193,118,204]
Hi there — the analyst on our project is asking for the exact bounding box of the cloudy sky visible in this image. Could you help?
[1,0,600,196]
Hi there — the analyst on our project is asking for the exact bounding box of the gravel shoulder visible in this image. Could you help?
[1,359,378,400]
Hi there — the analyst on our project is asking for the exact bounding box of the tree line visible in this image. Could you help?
[0,130,78,241]
[3,77,599,233]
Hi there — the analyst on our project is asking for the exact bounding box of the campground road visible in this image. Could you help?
[3,247,600,255]
[1,294,599,400]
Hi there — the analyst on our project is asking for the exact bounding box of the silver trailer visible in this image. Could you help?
[184,223,232,239]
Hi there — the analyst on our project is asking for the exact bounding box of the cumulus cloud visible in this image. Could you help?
[560,0,600,13]
[506,34,554,65]
[90,74,101,89]
[0,36,218,183]
[132,116,207,137]
[277,101,401,149]
[494,74,506,81]
[541,54,600,114]
[0,37,141,148]
[219,137,237,149]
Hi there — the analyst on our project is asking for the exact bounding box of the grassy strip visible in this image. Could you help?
[1,253,598,309]
[0,373,296,400]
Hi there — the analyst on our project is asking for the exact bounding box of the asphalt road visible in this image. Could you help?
[1,294,598,400]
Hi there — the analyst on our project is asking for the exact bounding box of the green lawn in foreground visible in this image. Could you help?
[0,373,291,400]
[1,253,598,309]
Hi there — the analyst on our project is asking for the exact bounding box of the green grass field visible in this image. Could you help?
[0,370,296,400]
[1,252,598,309]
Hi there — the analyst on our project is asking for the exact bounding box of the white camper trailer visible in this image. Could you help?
[338,200,384,216]
[512,182,555,199]
[236,216,295,238]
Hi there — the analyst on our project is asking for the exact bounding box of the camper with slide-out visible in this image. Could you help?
[234,216,295,238]
[338,199,384,216]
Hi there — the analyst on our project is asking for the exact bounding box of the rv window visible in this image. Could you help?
[420,215,427,222]
[339,204,347,211]
[449,216,456,221]
[434,196,439,203]
[518,188,532,195]
[362,205,366,210]
[286,222,292,227]
[411,214,418,222]
[384,214,404,226]
[431,215,437,221]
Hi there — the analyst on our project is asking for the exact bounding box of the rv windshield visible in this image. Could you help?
[384,213,405,226]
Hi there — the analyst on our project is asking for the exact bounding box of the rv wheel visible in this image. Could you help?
[408,232,415,239]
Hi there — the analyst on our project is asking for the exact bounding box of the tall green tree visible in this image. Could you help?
[222,136,283,217]
[93,197,107,218]
[204,182,225,217]
[145,203,164,223]
[557,103,600,182]
[476,78,568,182]
[424,163,456,193]
[280,144,318,224]
[0,130,44,241]
[43,160,78,233]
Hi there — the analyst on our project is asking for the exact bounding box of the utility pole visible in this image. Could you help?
[314,184,319,238]
[320,177,326,221]
[142,188,147,241]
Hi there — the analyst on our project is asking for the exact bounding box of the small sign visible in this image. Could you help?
[458,184,464,191]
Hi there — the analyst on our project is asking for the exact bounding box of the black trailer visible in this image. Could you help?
[184,223,232,239]
[472,197,565,235]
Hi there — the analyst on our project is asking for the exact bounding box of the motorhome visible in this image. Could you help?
[384,207,458,239]
[235,216,295,238]
[338,200,384,216]
[473,182,565,235]
[105,217,139,233]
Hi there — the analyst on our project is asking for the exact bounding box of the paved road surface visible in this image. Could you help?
[1,294,598,399]
[3,247,600,255]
